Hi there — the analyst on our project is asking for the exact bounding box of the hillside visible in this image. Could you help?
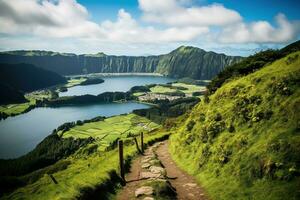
[0,63,67,93]
[0,47,242,79]
[0,63,67,104]
[169,51,300,199]
[0,84,27,105]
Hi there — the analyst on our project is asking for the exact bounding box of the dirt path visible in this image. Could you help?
[116,141,208,200]
[156,141,207,200]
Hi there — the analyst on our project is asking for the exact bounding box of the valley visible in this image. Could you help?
[0,41,299,200]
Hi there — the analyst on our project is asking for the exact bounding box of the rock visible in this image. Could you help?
[142,157,153,164]
[135,186,154,197]
[183,183,197,187]
[140,171,163,179]
[149,166,166,175]
[143,197,155,200]
[188,193,195,197]
[142,163,151,169]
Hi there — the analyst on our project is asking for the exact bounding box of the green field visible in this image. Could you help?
[61,113,160,151]
[134,82,206,98]
[0,100,35,115]
[64,77,87,87]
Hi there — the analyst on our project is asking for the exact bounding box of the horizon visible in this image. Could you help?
[0,0,300,56]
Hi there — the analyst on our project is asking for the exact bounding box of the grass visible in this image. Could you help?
[0,99,35,115]
[172,83,206,95]
[134,82,206,98]
[3,129,170,200]
[169,51,300,200]
[64,77,87,88]
[150,85,177,94]
[0,78,86,117]
[62,113,160,151]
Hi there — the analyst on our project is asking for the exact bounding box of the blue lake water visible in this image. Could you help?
[60,75,175,96]
[0,75,175,159]
[0,102,150,159]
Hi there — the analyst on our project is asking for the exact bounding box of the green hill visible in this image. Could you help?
[0,47,242,79]
[169,50,300,199]
[0,63,67,93]
[0,84,27,105]
[0,63,67,104]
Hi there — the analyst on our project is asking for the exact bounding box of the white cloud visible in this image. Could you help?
[0,0,299,55]
[139,0,242,26]
[0,0,208,43]
[219,14,300,43]
[99,9,208,43]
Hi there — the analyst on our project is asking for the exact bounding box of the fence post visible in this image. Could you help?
[141,132,144,153]
[118,140,125,183]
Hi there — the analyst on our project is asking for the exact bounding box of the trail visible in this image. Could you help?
[116,141,208,200]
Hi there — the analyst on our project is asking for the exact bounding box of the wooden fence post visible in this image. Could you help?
[141,132,144,153]
[118,140,125,183]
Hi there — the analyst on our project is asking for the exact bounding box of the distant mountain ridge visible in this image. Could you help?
[0,46,242,80]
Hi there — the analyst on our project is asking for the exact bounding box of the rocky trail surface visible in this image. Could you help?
[116,141,208,200]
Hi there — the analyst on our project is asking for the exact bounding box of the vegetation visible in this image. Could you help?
[0,63,66,93]
[79,78,104,86]
[207,40,300,94]
[1,126,170,199]
[169,50,300,200]
[0,47,241,79]
[44,92,134,106]
[133,97,200,124]
[0,84,27,105]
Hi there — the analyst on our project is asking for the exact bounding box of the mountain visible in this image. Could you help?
[0,84,27,105]
[169,45,300,199]
[0,47,242,79]
[0,63,67,104]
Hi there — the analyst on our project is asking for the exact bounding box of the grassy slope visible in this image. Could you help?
[170,52,300,200]
[2,113,166,199]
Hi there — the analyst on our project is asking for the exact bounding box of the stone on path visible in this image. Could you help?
[143,197,154,200]
[149,166,166,175]
[183,183,197,187]
[142,163,151,169]
[135,186,154,197]
[140,171,163,179]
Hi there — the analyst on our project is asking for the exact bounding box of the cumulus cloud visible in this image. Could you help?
[0,0,299,55]
[0,0,207,43]
[99,9,208,43]
[0,0,103,38]
[220,14,300,43]
[139,0,242,26]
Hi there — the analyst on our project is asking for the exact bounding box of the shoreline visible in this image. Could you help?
[66,72,165,78]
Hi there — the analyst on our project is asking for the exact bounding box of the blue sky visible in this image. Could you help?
[0,0,299,56]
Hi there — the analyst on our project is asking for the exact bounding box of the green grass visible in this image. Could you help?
[0,99,35,115]
[65,78,87,87]
[150,85,177,94]
[3,130,170,200]
[62,114,160,148]
[169,51,300,200]
[0,78,86,116]
[172,83,206,94]
[135,82,205,97]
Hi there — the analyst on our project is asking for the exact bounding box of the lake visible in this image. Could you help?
[60,75,175,96]
[0,102,150,159]
[0,75,175,159]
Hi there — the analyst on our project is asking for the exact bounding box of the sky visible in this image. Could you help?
[0,0,299,56]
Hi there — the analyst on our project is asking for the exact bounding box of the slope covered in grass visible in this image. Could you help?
[170,51,300,200]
